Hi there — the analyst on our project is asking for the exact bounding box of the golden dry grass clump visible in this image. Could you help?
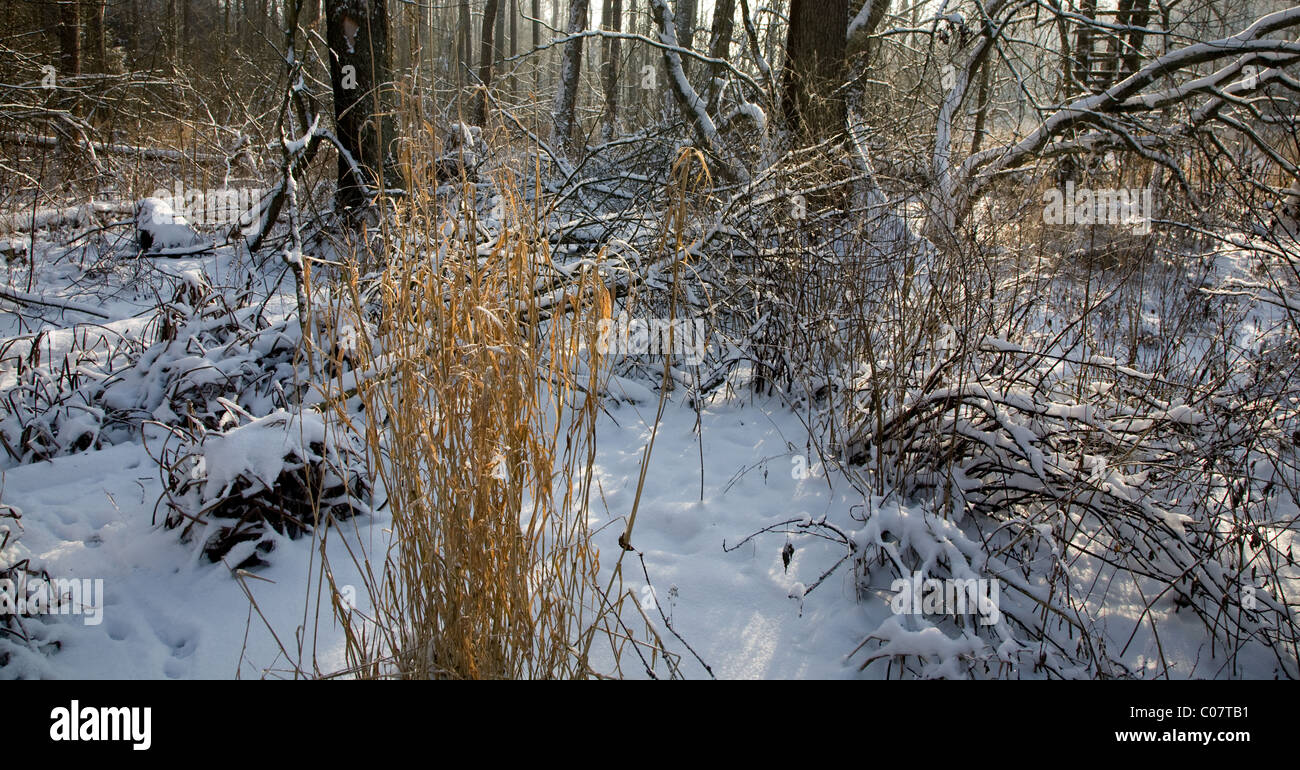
[317,166,615,679]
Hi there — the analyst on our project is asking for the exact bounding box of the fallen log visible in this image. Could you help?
[1,133,225,164]
[0,201,134,235]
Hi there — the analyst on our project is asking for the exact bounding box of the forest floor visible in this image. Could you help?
[0,199,1294,679]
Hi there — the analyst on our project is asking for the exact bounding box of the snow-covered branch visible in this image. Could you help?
[649,0,750,184]
[945,5,1300,220]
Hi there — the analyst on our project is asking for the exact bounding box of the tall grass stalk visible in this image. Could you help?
[317,157,615,678]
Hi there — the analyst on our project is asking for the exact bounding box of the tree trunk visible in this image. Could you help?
[58,0,82,77]
[85,0,107,73]
[456,0,471,89]
[705,0,734,116]
[969,63,991,156]
[532,0,542,93]
[495,0,506,70]
[1121,0,1153,78]
[780,0,849,142]
[1072,0,1098,93]
[1099,0,1134,87]
[1047,0,1073,103]
[673,0,696,78]
[259,0,270,42]
[327,0,394,213]
[128,0,140,61]
[168,0,180,60]
[553,0,589,151]
[847,0,891,68]
[550,0,560,92]
[473,0,500,124]
[509,0,519,99]
[602,0,623,139]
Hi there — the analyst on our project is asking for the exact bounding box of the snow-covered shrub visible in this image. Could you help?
[154,409,370,570]
[97,275,302,434]
[0,561,61,672]
[707,148,1300,675]
[0,505,61,673]
[430,121,483,183]
[837,330,1300,678]
[0,326,137,465]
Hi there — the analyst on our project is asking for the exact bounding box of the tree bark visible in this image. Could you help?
[1072,0,1098,93]
[456,0,471,89]
[473,0,500,124]
[780,0,849,142]
[326,0,394,213]
[602,0,623,139]
[705,0,734,116]
[1121,0,1153,78]
[58,0,82,77]
[847,0,890,68]
[532,0,542,93]
[128,0,139,60]
[509,0,519,99]
[85,0,107,73]
[673,0,696,79]
[553,0,589,151]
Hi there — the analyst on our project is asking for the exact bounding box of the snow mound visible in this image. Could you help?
[135,197,204,253]
[160,409,371,570]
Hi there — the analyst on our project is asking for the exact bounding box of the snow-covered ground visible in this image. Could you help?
[0,388,870,679]
[5,385,1285,679]
[0,210,1295,679]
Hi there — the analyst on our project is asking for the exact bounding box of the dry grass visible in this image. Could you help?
[311,149,618,678]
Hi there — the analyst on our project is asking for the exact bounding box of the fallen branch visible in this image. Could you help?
[2,133,226,164]
[0,201,134,235]
[0,286,112,319]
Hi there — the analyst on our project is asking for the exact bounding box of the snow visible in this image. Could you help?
[199,410,327,499]
[1,0,1298,686]
[849,2,878,39]
[135,198,206,253]
[0,380,876,678]
[732,102,767,131]
[0,222,1294,679]
[3,113,1299,680]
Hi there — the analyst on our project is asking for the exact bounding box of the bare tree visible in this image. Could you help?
[327,0,394,212]
[602,0,624,139]
[553,0,590,151]
[473,0,501,125]
[57,0,82,77]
